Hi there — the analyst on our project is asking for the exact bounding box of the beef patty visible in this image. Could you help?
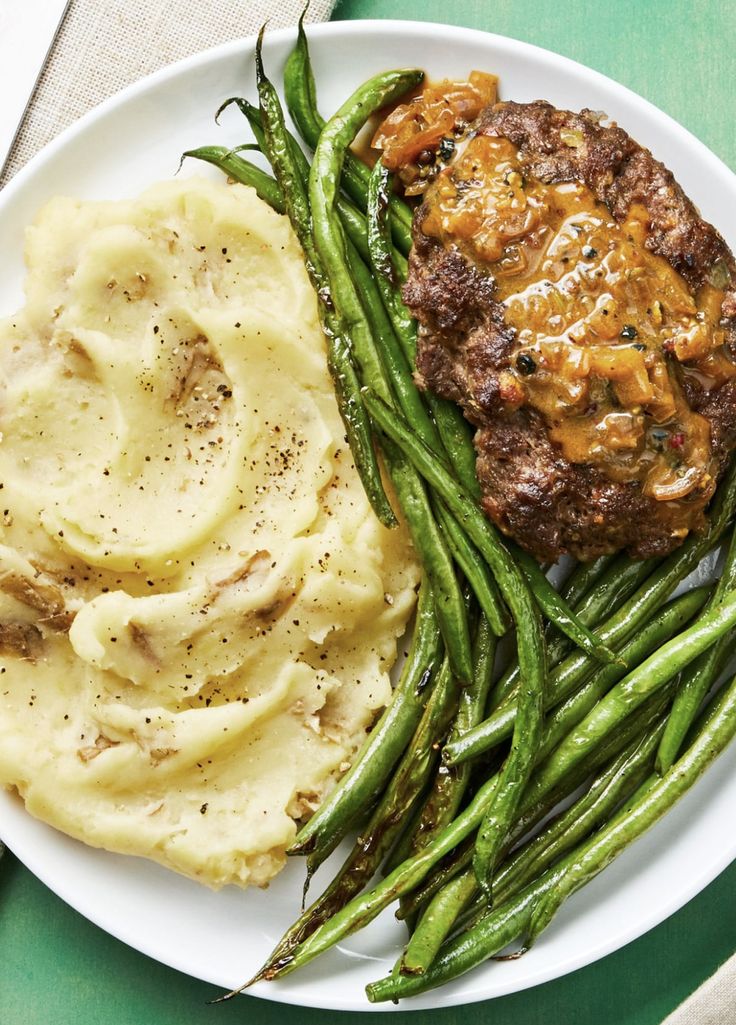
[404,100,736,562]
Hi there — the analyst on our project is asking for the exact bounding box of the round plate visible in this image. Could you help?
[1,19,735,1013]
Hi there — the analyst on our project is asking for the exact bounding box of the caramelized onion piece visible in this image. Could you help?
[371,72,498,194]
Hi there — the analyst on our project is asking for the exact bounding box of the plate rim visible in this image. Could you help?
[3,18,735,206]
[1,16,735,1014]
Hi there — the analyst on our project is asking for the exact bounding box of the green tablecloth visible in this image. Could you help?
[2,1,734,1022]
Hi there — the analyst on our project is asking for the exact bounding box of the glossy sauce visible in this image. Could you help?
[422,134,736,530]
[371,73,498,195]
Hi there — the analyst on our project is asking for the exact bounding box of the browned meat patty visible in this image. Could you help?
[404,100,736,562]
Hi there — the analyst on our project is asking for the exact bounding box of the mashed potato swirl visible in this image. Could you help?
[0,178,418,888]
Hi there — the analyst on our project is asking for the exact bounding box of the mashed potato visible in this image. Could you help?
[0,178,418,888]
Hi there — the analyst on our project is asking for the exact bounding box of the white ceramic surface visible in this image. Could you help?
[0,19,735,1013]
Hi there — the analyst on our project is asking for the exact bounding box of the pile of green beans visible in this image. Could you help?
[187,17,736,1005]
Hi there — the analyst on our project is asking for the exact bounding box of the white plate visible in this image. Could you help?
[1,19,735,1014]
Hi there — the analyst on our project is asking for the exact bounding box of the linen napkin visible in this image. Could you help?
[662,952,736,1024]
[0,0,335,189]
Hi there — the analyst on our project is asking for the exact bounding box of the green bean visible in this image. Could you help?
[302,779,430,943]
[657,623,735,774]
[366,659,736,1004]
[391,450,474,680]
[217,94,410,278]
[524,587,736,807]
[308,68,473,684]
[379,610,496,884]
[379,783,443,881]
[385,610,705,996]
[255,33,322,284]
[398,694,657,997]
[399,718,664,976]
[317,690,673,987]
[510,543,616,664]
[359,388,546,898]
[557,554,658,646]
[535,586,709,765]
[445,463,736,767]
[433,501,509,637]
[366,159,417,350]
[395,836,474,920]
[525,662,736,947]
[247,41,398,531]
[253,654,456,985]
[283,14,414,254]
[253,671,677,983]
[288,579,441,860]
[357,653,460,852]
[367,869,564,1001]
[489,554,657,710]
[215,95,270,152]
[407,616,497,858]
[401,587,704,923]
[657,522,736,773]
[345,240,440,448]
[401,868,478,975]
[378,654,461,843]
[364,651,461,828]
[429,402,478,497]
[559,554,619,609]
[180,146,285,211]
[381,619,502,885]
[305,67,418,376]
[471,698,540,897]
[253,642,450,984]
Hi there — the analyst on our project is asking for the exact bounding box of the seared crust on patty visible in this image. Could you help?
[405,101,736,562]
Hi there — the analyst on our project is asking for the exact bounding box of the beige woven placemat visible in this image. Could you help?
[0,0,335,188]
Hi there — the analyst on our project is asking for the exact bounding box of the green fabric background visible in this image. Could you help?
[2,1,735,1022]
